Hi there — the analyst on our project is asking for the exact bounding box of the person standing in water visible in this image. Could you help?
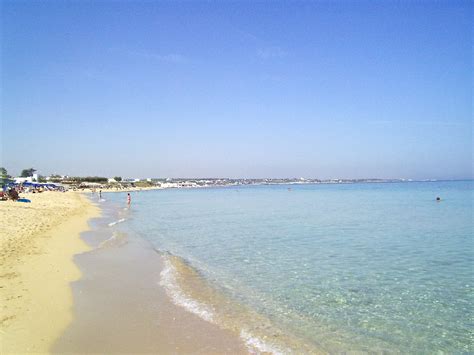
[99,189,102,199]
[127,192,131,206]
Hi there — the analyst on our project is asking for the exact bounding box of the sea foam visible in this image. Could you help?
[159,256,286,354]
[108,218,126,227]
[240,329,286,355]
[97,234,116,248]
[159,256,214,323]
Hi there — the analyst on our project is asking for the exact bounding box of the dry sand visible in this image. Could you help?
[0,191,99,353]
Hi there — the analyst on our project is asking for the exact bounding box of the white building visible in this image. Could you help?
[15,177,33,183]
[160,182,179,188]
[123,178,141,183]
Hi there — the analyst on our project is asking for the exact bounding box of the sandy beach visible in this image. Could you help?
[0,190,248,354]
[0,191,99,353]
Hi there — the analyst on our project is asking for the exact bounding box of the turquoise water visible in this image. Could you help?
[106,181,473,353]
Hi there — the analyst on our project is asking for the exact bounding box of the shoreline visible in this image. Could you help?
[0,190,273,353]
[0,191,100,353]
[159,253,321,354]
[53,197,248,353]
[68,179,450,196]
[67,190,321,354]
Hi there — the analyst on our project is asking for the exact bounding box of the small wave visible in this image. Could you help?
[96,232,128,249]
[240,329,286,355]
[97,234,117,248]
[158,254,298,354]
[159,257,214,323]
[108,218,126,227]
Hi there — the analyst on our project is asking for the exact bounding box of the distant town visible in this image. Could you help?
[1,167,438,190]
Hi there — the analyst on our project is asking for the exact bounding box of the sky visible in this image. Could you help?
[1,0,472,179]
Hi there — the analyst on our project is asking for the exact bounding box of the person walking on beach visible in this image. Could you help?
[127,192,131,206]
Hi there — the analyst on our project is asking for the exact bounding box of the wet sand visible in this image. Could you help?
[53,203,247,354]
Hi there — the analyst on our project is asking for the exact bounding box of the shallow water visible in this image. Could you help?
[54,195,247,354]
[106,181,473,353]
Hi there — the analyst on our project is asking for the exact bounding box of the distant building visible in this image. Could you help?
[123,178,141,183]
[15,177,33,183]
[161,182,178,188]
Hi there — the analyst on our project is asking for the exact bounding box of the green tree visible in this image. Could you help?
[0,167,9,178]
[70,176,108,183]
[20,168,36,177]
[114,176,122,182]
[0,167,12,186]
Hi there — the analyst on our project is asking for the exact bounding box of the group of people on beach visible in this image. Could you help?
[0,187,20,201]
[0,185,53,201]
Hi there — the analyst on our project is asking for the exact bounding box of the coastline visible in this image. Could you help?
[0,190,248,353]
[1,182,469,353]
[95,186,164,193]
[0,191,99,353]
[53,196,248,353]
[80,182,473,353]
[56,190,321,354]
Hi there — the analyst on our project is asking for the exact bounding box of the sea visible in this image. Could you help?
[102,181,473,353]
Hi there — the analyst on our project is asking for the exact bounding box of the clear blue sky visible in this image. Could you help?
[2,1,472,179]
